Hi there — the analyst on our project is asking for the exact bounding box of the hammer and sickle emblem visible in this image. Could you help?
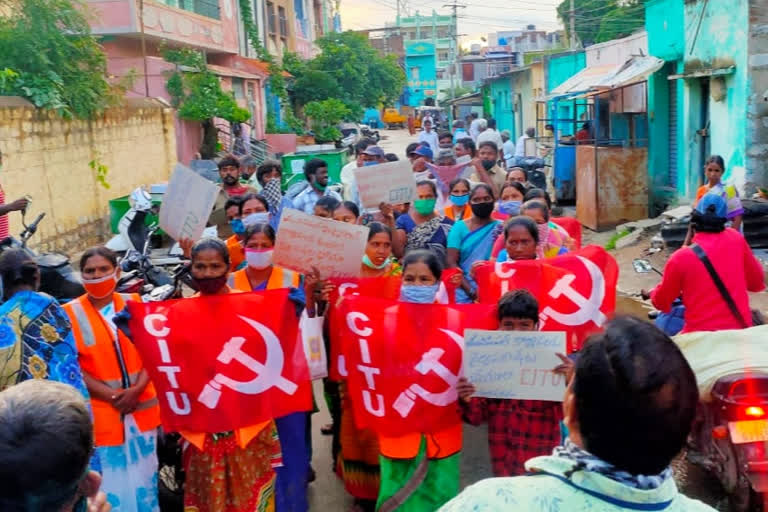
[541,256,607,327]
[198,315,298,409]
[393,329,463,418]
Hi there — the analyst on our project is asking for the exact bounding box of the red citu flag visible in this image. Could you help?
[338,295,497,436]
[474,245,619,352]
[128,289,312,433]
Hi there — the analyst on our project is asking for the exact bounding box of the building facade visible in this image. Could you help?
[405,41,437,106]
[645,0,768,201]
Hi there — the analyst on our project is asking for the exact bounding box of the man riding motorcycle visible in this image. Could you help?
[643,193,764,333]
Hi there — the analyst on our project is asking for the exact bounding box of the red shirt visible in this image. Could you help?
[225,184,253,197]
[650,229,765,333]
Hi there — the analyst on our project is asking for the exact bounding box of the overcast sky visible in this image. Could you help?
[339,0,564,46]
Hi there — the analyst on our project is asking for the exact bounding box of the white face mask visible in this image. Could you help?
[243,212,270,228]
[245,248,273,270]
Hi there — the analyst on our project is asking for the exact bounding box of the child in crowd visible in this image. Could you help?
[457,289,564,477]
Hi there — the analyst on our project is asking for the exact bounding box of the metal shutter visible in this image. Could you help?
[668,80,679,187]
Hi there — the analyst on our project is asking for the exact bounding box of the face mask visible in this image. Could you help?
[413,198,437,216]
[471,201,494,219]
[481,160,496,171]
[413,170,430,181]
[362,254,390,270]
[312,176,327,191]
[245,248,273,269]
[450,194,469,207]
[222,175,238,186]
[399,284,439,304]
[243,212,270,228]
[363,161,378,167]
[83,271,117,299]
[230,218,245,235]
[498,200,522,216]
[193,275,228,295]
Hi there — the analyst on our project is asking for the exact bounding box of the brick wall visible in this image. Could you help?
[0,97,177,255]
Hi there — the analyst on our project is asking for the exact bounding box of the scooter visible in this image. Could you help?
[360,123,380,143]
[632,258,685,336]
[0,211,85,302]
[634,258,768,511]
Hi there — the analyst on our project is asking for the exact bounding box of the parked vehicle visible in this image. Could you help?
[0,211,85,303]
[339,122,361,154]
[415,106,445,130]
[360,123,380,142]
[382,107,407,129]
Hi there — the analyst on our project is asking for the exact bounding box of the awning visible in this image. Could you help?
[668,66,735,80]
[443,92,482,105]
[207,64,263,81]
[548,56,664,99]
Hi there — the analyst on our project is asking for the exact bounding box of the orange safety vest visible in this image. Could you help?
[64,293,161,447]
[228,266,300,292]
[379,423,463,459]
[444,204,472,221]
[226,235,245,272]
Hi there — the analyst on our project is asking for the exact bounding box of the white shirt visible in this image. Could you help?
[502,139,516,165]
[515,135,529,158]
[339,160,358,201]
[418,130,440,156]
[476,129,504,153]
[469,118,485,141]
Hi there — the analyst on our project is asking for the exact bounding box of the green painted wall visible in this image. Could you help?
[489,77,514,133]
[510,70,533,139]
[546,51,586,93]
[646,0,685,61]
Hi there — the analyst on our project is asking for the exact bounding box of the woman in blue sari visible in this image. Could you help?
[446,184,503,303]
[0,249,100,474]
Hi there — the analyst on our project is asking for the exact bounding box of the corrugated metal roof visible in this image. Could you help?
[549,56,664,96]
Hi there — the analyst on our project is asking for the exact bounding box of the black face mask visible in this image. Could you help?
[222,175,238,186]
[481,160,496,171]
[471,201,494,219]
[193,275,228,295]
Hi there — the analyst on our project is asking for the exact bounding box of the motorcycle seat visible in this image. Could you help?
[711,372,768,403]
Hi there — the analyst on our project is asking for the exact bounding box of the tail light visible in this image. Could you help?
[743,406,767,419]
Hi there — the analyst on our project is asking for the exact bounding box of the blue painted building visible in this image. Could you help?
[405,41,437,107]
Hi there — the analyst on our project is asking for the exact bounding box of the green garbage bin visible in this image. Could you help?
[108,194,163,234]
[280,149,350,191]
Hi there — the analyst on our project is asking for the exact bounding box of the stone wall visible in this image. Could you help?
[0,97,177,255]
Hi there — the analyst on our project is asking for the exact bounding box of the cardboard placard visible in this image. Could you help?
[159,163,220,241]
[273,209,368,278]
[463,329,567,402]
[353,160,417,208]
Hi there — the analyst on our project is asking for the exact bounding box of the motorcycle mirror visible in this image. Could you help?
[632,258,653,274]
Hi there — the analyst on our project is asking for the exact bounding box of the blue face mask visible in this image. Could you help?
[450,194,469,207]
[499,200,522,216]
[230,218,245,235]
[399,284,439,304]
[363,160,379,167]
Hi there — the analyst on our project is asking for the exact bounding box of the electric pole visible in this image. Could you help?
[569,0,576,49]
[444,2,465,123]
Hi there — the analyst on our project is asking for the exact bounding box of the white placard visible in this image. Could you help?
[159,163,220,241]
[273,209,368,278]
[353,160,418,208]
[464,329,567,402]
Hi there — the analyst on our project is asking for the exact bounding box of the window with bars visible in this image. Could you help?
[166,0,220,19]
[267,2,276,34]
[278,6,288,37]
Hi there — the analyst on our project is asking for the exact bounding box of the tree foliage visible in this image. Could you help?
[556,0,644,46]
[0,0,119,119]
[304,98,350,143]
[287,31,406,115]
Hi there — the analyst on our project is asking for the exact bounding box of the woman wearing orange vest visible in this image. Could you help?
[228,222,316,512]
[377,250,462,511]
[64,246,161,512]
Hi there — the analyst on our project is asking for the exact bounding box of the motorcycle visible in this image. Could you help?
[634,258,768,511]
[0,211,85,302]
[360,123,381,143]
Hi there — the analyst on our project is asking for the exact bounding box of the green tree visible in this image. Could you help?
[556,0,644,46]
[0,0,120,118]
[288,31,405,114]
[304,98,350,143]
[163,48,250,159]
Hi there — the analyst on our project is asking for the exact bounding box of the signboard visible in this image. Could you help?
[273,209,368,278]
[463,329,567,402]
[353,160,417,209]
[159,163,220,241]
